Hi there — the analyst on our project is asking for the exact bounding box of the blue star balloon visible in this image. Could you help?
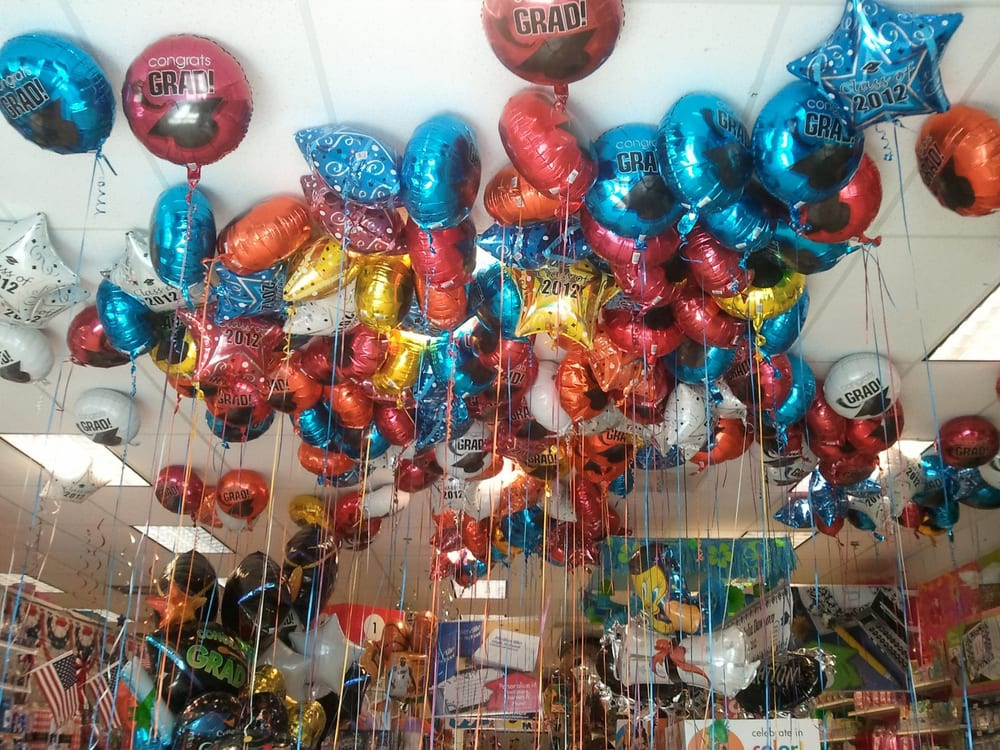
[212,263,287,323]
[476,220,592,270]
[787,0,963,129]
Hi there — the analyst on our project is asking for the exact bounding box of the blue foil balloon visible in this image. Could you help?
[757,289,809,357]
[924,499,960,533]
[0,34,114,154]
[95,280,157,357]
[414,391,471,453]
[957,471,1000,509]
[427,333,495,398]
[212,263,287,323]
[701,189,775,254]
[752,81,864,207]
[773,221,855,275]
[656,93,753,215]
[477,220,591,270]
[608,467,634,498]
[775,495,813,529]
[764,353,816,428]
[914,453,951,508]
[150,184,216,290]
[586,123,680,239]
[787,0,962,129]
[295,403,335,448]
[207,409,273,444]
[295,124,400,206]
[663,339,737,385]
[401,114,481,229]
[470,263,522,338]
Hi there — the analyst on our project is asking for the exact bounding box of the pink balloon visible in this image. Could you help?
[122,35,253,179]
[301,174,404,255]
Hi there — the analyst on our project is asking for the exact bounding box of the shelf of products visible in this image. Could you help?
[911,678,953,697]
[849,705,900,719]
[895,724,965,737]
[817,696,856,711]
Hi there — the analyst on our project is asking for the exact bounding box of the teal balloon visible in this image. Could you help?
[663,339,736,385]
[150,184,216,289]
[427,332,495,397]
[295,402,335,448]
[401,114,480,229]
[95,280,157,357]
[764,353,816,428]
[774,221,855,274]
[958,472,1000,509]
[0,33,114,154]
[656,93,753,213]
[207,410,273,443]
[701,190,775,254]
[757,290,809,356]
[471,263,522,338]
[752,81,864,206]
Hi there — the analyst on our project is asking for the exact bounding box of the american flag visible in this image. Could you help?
[84,661,122,730]
[32,651,82,727]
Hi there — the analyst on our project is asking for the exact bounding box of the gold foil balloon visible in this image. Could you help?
[285,696,326,747]
[372,328,429,396]
[288,495,327,529]
[354,255,414,333]
[714,259,806,332]
[252,665,287,699]
[150,325,198,377]
[510,260,618,348]
[284,235,355,302]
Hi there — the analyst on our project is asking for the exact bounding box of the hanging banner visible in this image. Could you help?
[683,719,821,750]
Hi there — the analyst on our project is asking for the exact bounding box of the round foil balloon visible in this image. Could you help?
[73,388,140,446]
[917,105,1000,217]
[823,352,900,419]
[585,123,678,239]
[656,92,752,215]
[217,196,311,274]
[752,81,864,207]
[155,465,205,515]
[149,184,217,290]
[122,35,253,178]
[220,552,292,646]
[0,33,114,154]
[154,550,220,627]
[216,469,269,529]
[0,322,53,382]
[939,415,1000,469]
[800,153,882,243]
[481,0,624,87]
[94,280,158,359]
[66,304,131,368]
[283,524,338,629]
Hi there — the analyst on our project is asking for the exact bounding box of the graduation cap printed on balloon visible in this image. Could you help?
[283,524,338,629]
[149,550,219,628]
[221,552,293,646]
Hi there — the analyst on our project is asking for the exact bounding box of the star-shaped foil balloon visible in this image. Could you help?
[284,284,357,336]
[0,214,88,326]
[42,462,108,503]
[145,581,207,628]
[178,306,287,390]
[104,231,190,312]
[288,615,363,697]
[509,259,617,348]
[212,263,288,323]
[788,0,963,128]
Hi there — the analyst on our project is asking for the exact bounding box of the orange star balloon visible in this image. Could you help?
[146,581,207,627]
[510,260,617,348]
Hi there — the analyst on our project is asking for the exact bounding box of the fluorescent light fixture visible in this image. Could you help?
[453,578,507,600]
[75,608,119,623]
[1,434,149,487]
[930,283,1000,361]
[132,525,232,555]
[0,573,63,594]
[740,530,816,548]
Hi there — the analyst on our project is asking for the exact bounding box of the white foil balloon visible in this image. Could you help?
[0,322,53,382]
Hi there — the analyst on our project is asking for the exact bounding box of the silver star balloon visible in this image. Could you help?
[104,231,189,311]
[0,214,88,327]
[284,284,357,336]
[263,634,322,702]
[42,461,108,503]
[288,615,363,697]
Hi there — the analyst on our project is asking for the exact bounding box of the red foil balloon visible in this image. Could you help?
[580,207,681,267]
[845,400,904,454]
[261,355,322,413]
[373,403,416,446]
[671,289,746,348]
[405,218,477,289]
[498,89,597,202]
[462,515,493,561]
[690,418,752,471]
[600,306,685,361]
[395,452,442,493]
[816,514,845,537]
[727,352,793,411]
[819,452,879,486]
[298,442,356,478]
[336,324,387,381]
[414,276,468,331]
[897,501,926,529]
[801,154,883,243]
[66,305,130,368]
[611,255,689,309]
[484,165,581,224]
[300,173,404,255]
[680,226,751,296]
[155,465,205,515]
[122,35,252,177]
[217,196,312,273]
[939,415,1000,468]
[178,307,286,389]
[326,381,374,430]
[916,105,1000,217]
[205,380,273,426]
[216,469,269,526]
[296,336,335,383]
[475,326,531,372]
[481,0,624,87]
[556,348,607,422]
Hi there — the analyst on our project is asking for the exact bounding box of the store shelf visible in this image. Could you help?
[895,724,965,737]
[849,705,900,719]
[817,697,856,711]
[912,678,952,696]
[821,736,856,745]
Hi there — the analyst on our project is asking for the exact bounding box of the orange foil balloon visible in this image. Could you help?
[484,165,580,224]
[917,104,1000,216]
[327,381,374,429]
[217,195,312,273]
[414,275,468,331]
[573,430,632,486]
[689,418,752,472]
[216,469,269,526]
[556,348,608,422]
[262,355,323,414]
[298,442,356,478]
[585,332,643,394]
[193,487,223,527]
